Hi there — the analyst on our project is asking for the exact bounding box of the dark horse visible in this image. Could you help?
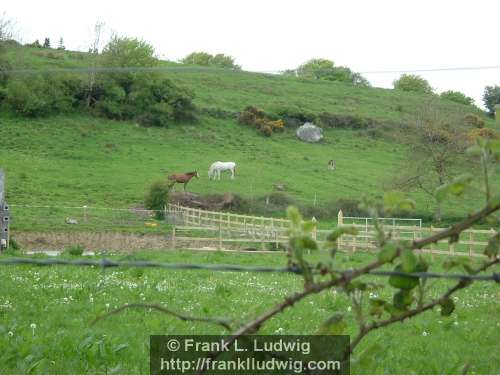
[167,171,199,192]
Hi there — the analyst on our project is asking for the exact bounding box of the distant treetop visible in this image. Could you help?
[440,90,475,106]
[181,52,241,70]
[283,58,370,87]
[393,74,433,94]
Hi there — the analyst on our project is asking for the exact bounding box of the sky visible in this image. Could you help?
[4,0,500,107]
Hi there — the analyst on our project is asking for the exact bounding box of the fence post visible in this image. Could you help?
[338,210,343,226]
[172,225,176,249]
[311,217,317,241]
[83,205,88,223]
[218,220,222,250]
[164,205,167,222]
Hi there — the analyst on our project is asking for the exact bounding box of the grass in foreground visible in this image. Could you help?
[0,250,498,374]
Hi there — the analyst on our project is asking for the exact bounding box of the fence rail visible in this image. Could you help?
[167,204,494,257]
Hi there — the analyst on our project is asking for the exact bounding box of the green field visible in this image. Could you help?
[1,44,499,230]
[1,112,496,232]
[0,250,498,374]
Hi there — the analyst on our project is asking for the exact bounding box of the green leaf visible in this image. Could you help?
[449,174,473,196]
[286,206,302,227]
[378,243,398,263]
[300,236,318,251]
[355,343,384,369]
[326,226,358,242]
[485,139,500,153]
[383,191,416,213]
[484,233,499,259]
[401,249,417,273]
[439,297,455,316]
[301,221,316,234]
[466,145,481,157]
[415,256,429,273]
[393,290,413,310]
[369,298,387,318]
[316,314,346,335]
[389,264,419,290]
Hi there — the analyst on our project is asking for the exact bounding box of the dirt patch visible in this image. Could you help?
[12,231,172,251]
[169,192,236,211]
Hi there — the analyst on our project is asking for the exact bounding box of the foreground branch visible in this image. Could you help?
[348,257,499,355]
[93,303,232,330]
[195,200,499,373]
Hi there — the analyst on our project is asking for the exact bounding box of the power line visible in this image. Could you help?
[359,65,500,75]
[0,257,498,282]
[3,64,500,76]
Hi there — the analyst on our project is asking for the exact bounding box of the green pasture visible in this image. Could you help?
[0,250,498,374]
[0,113,493,233]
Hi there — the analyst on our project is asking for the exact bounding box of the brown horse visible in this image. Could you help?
[167,171,199,192]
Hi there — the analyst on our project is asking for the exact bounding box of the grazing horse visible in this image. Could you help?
[328,159,336,171]
[168,171,199,191]
[208,161,236,180]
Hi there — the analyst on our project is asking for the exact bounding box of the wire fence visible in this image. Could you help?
[9,204,168,232]
[0,257,498,283]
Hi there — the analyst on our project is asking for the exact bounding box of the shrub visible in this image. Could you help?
[463,113,485,128]
[4,74,84,117]
[94,78,196,126]
[266,192,295,207]
[440,90,474,106]
[467,128,499,143]
[273,106,316,126]
[237,106,285,136]
[317,112,375,129]
[65,244,84,256]
[393,74,433,94]
[145,180,171,218]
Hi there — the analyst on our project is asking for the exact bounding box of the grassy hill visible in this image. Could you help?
[0,44,498,229]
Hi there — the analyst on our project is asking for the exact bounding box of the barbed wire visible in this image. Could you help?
[9,203,162,212]
[0,257,498,282]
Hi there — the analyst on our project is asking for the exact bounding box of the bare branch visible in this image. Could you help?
[92,303,232,330]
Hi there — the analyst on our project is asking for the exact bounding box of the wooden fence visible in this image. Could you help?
[167,204,492,257]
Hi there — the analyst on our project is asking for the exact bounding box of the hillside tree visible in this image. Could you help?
[440,90,474,106]
[43,37,50,48]
[0,13,16,41]
[393,103,468,216]
[96,35,196,126]
[101,36,157,90]
[57,37,65,50]
[181,51,240,70]
[86,21,105,107]
[483,85,500,115]
[393,74,433,94]
[292,58,370,87]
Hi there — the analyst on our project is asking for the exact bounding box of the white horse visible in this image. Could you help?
[208,161,236,180]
